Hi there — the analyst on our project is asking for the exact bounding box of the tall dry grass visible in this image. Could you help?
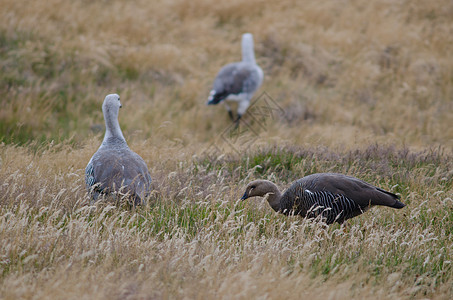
[1,0,452,148]
[0,143,452,299]
[0,0,453,299]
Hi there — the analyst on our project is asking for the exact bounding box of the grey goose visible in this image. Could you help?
[241,173,406,224]
[85,94,152,205]
[207,33,263,122]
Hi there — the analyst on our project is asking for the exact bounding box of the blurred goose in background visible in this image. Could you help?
[85,94,152,205]
[241,173,406,225]
[207,33,263,122]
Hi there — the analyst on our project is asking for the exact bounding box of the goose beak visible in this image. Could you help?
[241,191,248,200]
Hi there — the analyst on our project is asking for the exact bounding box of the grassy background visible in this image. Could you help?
[1,0,452,299]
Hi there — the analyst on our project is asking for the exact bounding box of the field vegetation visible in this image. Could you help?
[0,0,452,299]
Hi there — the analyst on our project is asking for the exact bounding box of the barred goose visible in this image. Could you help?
[241,173,406,224]
[85,94,152,205]
[207,33,263,122]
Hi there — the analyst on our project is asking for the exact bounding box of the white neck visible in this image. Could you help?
[102,107,125,145]
[241,33,256,64]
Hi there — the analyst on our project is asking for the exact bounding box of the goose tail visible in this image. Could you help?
[392,199,406,209]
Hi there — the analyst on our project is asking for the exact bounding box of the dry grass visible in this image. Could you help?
[0,143,452,299]
[1,0,452,148]
[1,0,453,299]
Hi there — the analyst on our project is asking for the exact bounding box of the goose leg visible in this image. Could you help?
[228,110,234,121]
[234,114,242,129]
[224,102,234,120]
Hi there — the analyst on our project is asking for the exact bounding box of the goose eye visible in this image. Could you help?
[250,185,256,190]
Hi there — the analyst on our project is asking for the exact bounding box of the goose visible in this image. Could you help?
[206,33,263,122]
[85,94,152,205]
[241,173,406,224]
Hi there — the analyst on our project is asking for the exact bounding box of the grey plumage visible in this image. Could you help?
[85,94,152,205]
[241,173,406,224]
[207,33,263,121]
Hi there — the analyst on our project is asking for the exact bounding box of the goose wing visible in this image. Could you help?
[208,62,261,104]
[85,148,152,199]
[298,173,402,208]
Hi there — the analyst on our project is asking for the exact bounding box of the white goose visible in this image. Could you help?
[85,94,152,205]
[207,33,264,122]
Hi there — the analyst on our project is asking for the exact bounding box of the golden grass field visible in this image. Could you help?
[1,0,452,299]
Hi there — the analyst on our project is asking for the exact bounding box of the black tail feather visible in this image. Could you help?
[392,200,406,209]
[377,187,400,199]
[207,91,228,105]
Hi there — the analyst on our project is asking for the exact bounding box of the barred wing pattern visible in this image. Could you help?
[302,190,364,224]
[280,185,367,224]
[85,160,95,188]
[85,158,103,200]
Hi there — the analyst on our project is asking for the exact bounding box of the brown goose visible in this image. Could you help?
[241,173,405,224]
[85,94,152,205]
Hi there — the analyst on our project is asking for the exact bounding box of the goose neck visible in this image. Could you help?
[242,35,256,64]
[102,108,125,144]
[266,184,282,212]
